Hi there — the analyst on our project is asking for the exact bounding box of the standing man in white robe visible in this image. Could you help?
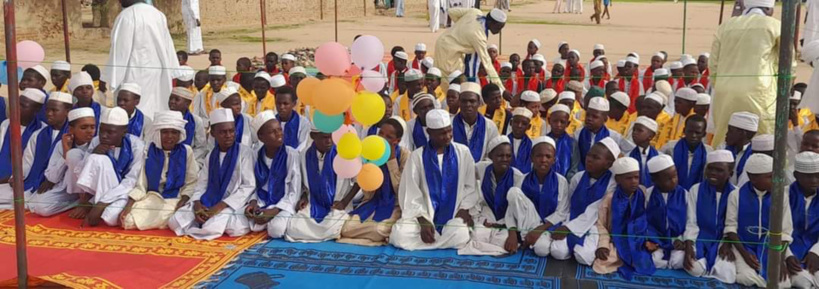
[435,8,506,89]
[181,0,204,55]
[103,0,180,117]
[390,109,479,251]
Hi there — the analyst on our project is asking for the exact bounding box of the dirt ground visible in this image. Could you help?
[25,0,816,91]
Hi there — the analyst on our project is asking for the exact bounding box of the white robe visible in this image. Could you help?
[682,183,739,281]
[402,118,428,150]
[0,125,55,210]
[206,114,257,149]
[28,140,90,216]
[184,112,209,167]
[102,3,180,117]
[644,186,687,270]
[277,113,312,152]
[181,0,203,53]
[248,146,302,239]
[390,143,478,250]
[169,144,255,240]
[556,171,618,265]
[454,115,500,162]
[130,110,153,140]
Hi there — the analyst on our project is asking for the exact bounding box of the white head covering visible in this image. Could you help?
[700,52,711,59]
[427,67,442,78]
[68,107,95,122]
[68,71,93,93]
[558,91,575,102]
[696,93,711,105]
[675,87,698,101]
[728,112,760,132]
[588,97,610,112]
[421,57,434,69]
[487,135,511,154]
[599,137,621,159]
[653,52,665,60]
[751,134,774,151]
[611,157,640,175]
[101,107,129,126]
[501,62,512,69]
[520,90,540,102]
[49,91,73,104]
[590,61,604,70]
[389,115,407,134]
[28,65,49,80]
[150,111,188,145]
[609,92,630,108]
[411,93,436,111]
[745,153,774,175]
[460,82,482,96]
[254,71,272,84]
[118,83,142,96]
[404,69,423,82]
[647,154,675,174]
[281,54,297,61]
[448,83,461,92]
[594,55,607,62]
[645,93,666,106]
[52,61,71,72]
[558,41,568,49]
[21,88,46,104]
[549,104,571,116]
[626,56,639,65]
[802,40,819,63]
[394,51,409,61]
[488,44,499,51]
[532,136,556,150]
[532,54,547,64]
[415,43,427,52]
[654,80,673,99]
[540,89,558,103]
[653,68,669,77]
[616,60,626,68]
[447,70,462,83]
[426,109,451,129]
[629,52,641,62]
[252,110,277,135]
[210,108,235,125]
[593,44,605,50]
[176,66,196,81]
[707,150,735,164]
[744,0,775,14]
[791,91,803,101]
[489,8,507,23]
[795,151,819,173]
[216,86,239,104]
[208,66,227,76]
[567,81,584,92]
[289,66,307,76]
[270,75,287,88]
[512,107,533,120]
[171,87,195,101]
[681,57,697,67]
[568,49,581,59]
[635,116,659,133]
[670,61,683,70]
[530,39,542,49]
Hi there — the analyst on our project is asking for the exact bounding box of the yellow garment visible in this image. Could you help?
[434,86,446,103]
[652,111,672,148]
[656,111,693,149]
[605,113,632,136]
[92,80,99,91]
[188,86,198,111]
[791,108,816,131]
[238,87,257,116]
[710,14,796,147]
[479,105,508,133]
[565,109,583,136]
[201,84,225,116]
[394,92,412,121]
[528,114,544,138]
[252,91,277,115]
[51,81,69,93]
[433,8,503,91]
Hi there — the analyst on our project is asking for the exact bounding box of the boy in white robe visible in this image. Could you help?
[458,136,526,256]
[69,72,107,135]
[735,134,775,185]
[209,86,256,146]
[245,111,302,239]
[168,87,208,166]
[402,93,438,150]
[782,151,819,288]
[390,109,478,250]
[120,111,199,230]
[274,86,311,152]
[169,108,254,240]
[717,111,758,184]
[74,107,146,227]
[22,92,72,213]
[193,65,228,120]
[0,89,47,209]
[621,116,659,188]
[644,154,689,270]
[452,82,500,162]
[574,97,622,172]
[116,83,153,139]
[660,115,713,190]
[284,125,354,243]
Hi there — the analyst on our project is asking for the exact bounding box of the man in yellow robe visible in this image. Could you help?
[709,0,795,147]
[434,8,506,91]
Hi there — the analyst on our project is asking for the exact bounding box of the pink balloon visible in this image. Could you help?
[16,41,44,69]
[333,155,362,178]
[360,70,387,92]
[332,124,357,144]
[351,35,385,70]
[315,42,351,77]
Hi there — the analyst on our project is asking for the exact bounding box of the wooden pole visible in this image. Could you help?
[363,0,366,16]
[499,30,502,55]
[767,1,797,288]
[719,0,725,24]
[795,3,801,52]
[260,0,267,56]
[60,0,70,62]
[321,0,324,20]
[3,0,29,288]
[335,0,338,42]
[682,0,687,54]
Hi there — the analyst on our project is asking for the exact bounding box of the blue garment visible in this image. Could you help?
[462,18,489,81]
[629,146,659,188]
[737,183,771,279]
[106,136,135,182]
[789,183,819,260]
[645,186,687,259]
[577,126,610,171]
[305,145,339,223]
[412,120,428,149]
[452,114,487,162]
[127,109,145,137]
[567,171,612,250]
[0,97,6,124]
[0,119,44,179]
[183,111,196,146]
[548,132,575,176]
[145,143,187,199]
[24,124,67,191]
[727,144,752,177]
[367,125,379,136]
[672,140,707,190]
[34,88,49,124]
[521,169,561,221]
[234,114,245,144]
[279,112,301,149]
[481,164,514,220]
[695,182,735,271]
[423,144,459,233]
[201,142,240,208]
[610,187,655,280]
[254,146,288,207]
[509,134,532,174]
[351,147,401,222]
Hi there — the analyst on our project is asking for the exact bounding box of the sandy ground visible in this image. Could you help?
[22,0,815,91]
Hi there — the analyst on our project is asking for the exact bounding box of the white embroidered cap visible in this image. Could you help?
[549,104,572,116]
[670,61,683,70]
[49,91,73,104]
[611,157,639,175]
[626,56,639,65]
[421,57,434,69]
[599,137,621,159]
[415,43,427,52]
[654,80,672,99]
[489,8,507,23]
[745,153,773,174]
[587,97,610,112]
[609,92,630,108]
[209,108,235,125]
[428,67,442,78]
[389,115,407,134]
[558,91,575,102]
[270,75,287,88]
[558,41,568,49]
[281,54,297,61]
[675,87,698,101]
[795,151,819,174]
[647,154,675,174]
[425,109,451,129]
[635,116,659,133]
[68,107,95,122]
[460,82,482,96]
[501,62,512,69]
[751,134,774,151]
[707,150,735,164]
[289,66,307,76]
[593,44,605,50]
[101,107,129,126]
[448,83,461,92]
[28,65,50,80]
[176,65,196,81]
[520,90,540,103]
[728,111,760,132]
[487,135,511,154]
[252,110,277,135]
[682,57,697,67]
[208,65,227,76]
[172,87,195,101]
[532,54,547,64]
[21,88,46,104]
[52,61,71,72]
[531,136,556,150]
[567,81,583,92]
[411,93,436,111]
[488,44,499,51]
[404,69,423,82]
[645,92,666,106]
[590,60,604,70]
[696,93,711,105]
[447,70,463,83]
[118,82,142,96]
[530,39,542,49]
[745,0,774,9]
[68,71,93,93]
[616,60,626,68]
[394,51,409,61]
[216,86,239,104]
[654,68,669,77]
[569,49,581,59]
[540,89,558,103]
[512,107,533,120]
[654,52,665,60]
[254,71,272,83]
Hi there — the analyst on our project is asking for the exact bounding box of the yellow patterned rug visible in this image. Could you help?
[0,210,265,288]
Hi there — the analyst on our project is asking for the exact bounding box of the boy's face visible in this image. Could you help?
[425,76,441,91]
[694,105,709,117]
[567,53,579,66]
[446,91,460,110]
[98,124,127,146]
[500,67,512,78]
[801,133,819,154]
[698,56,709,72]
[652,167,679,192]
[19,70,46,90]
[593,49,604,58]
[70,117,96,145]
[44,101,69,128]
[51,71,70,88]
[488,49,498,60]
[639,101,662,119]
[651,56,663,69]
[427,126,453,149]
[281,60,295,72]
[406,80,423,96]
[275,93,295,118]
[725,126,751,147]
[632,124,656,146]
[585,144,614,174]
[160,128,181,151]
[527,42,538,56]
[531,144,556,174]
[211,122,236,149]
[394,59,407,71]
[523,61,536,76]
[220,94,243,116]
[584,108,608,131]
[683,65,699,81]
[208,75,226,92]
[258,120,284,149]
[623,63,635,76]
[683,120,706,146]
[548,111,569,136]
[489,144,513,172]
[177,53,187,65]
[748,172,774,192]
[671,68,683,78]
[484,89,502,110]
[615,171,641,193]
[209,52,221,65]
[73,85,95,103]
[795,172,819,193]
[413,99,435,126]
[265,55,278,71]
[378,123,400,147]
[236,60,251,73]
[252,78,271,97]
[194,72,209,90]
[168,94,192,112]
[510,115,531,138]
[591,67,605,78]
[290,74,306,88]
[116,91,140,115]
[510,54,520,68]
[705,162,733,188]
[551,65,564,79]
[459,92,481,118]
[558,45,569,58]
[674,98,695,115]
[415,50,426,60]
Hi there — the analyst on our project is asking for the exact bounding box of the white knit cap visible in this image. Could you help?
[520,90,540,102]
[487,135,511,154]
[501,62,512,69]
[654,81,673,99]
[216,86,239,104]
[488,44,498,51]
[751,134,774,151]
[489,8,507,23]
[289,66,307,76]
[696,93,711,105]
[171,87,195,101]
[421,57,434,68]
[209,108,235,125]
[594,55,607,62]
[700,52,711,58]
[558,41,568,49]
[270,75,287,88]
[415,43,427,52]
[616,60,626,68]
[609,91,630,108]
[49,91,73,104]
[569,49,581,59]
[389,115,407,134]
[101,107,129,126]
[531,136,556,150]
[593,44,605,50]
[590,61,604,70]
[68,71,93,93]
[728,112,760,132]
[447,70,463,83]
[647,154,675,173]
[558,91,575,102]
[209,66,227,76]
[254,71,272,83]
[150,111,188,145]
[707,149,735,164]
[599,137,621,159]
[394,51,409,60]
[512,107,533,120]
[21,88,46,104]
[411,93,436,111]
[645,93,666,106]
[629,52,640,61]
[281,54,297,61]
[68,107,95,122]
[540,89,558,103]
[635,116,659,133]
[404,69,423,82]
[654,68,669,77]
[682,57,697,67]
[118,83,142,96]
[530,39,542,48]
[670,61,683,70]
[252,110,277,135]
[654,52,665,60]
[744,0,775,9]
[795,151,819,173]
[426,109,451,129]
[567,81,584,92]
[587,97,610,112]
[626,56,639,65]
[28,65,49,80]
[427,67,442,78]
[745,153,774,174]
[611,157,640,175]
[691,83,705,91]
[448,83,461,92]
[52,61,71,72]
[790,91,802,101]
[675,87,698,101]
[176,65,196,81]
[549,104,571,115]
[460,82,482,95]
[532,54,547,64]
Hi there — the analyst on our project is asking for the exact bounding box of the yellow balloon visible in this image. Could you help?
[297,77,320,106]
[361,136,386,160]
[337,132,362,160]
[357,163,384,191]
[314,78,356,115]
[351,91,386,126]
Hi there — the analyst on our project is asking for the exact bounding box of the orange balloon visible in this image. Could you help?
[357,163,384,191]
[314,78,356,116]
[297,77,320,106]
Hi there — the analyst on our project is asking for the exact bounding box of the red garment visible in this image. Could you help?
[618,77,642,113]
[642,67,655,92]
[544,78,564,93]
[537,71,547,82]
[386,60,396,78]
[589,78,607,89]
[676,78,699,90]
[266,67,280,75]
[563,63,586,82]
[282,72,290,85]
[492,60,501,74]
[698,68,710,89]
[504,77,518,95]
[388,67,408,92]
[479,76,489,87]
[411,58,422,70]
[232,74,241,83]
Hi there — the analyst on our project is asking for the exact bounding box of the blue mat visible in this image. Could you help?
[198,240,557,288]
[575,266,742,289]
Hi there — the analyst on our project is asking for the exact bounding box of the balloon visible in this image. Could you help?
[359,70,387,92]
[357,163,384,191]
[297,77,320,106]
[16,41,45,69]
[332,124,357,144]
[350,35,385,70]
[315,42,351,76]
[0,61,23,85]
[313,78,356,116]
[343,65,363,87]
[367,139,392,167]
[351,92,386,127]
[312,110,345,133]
[337,132,362,160]
[333,155,362,178]
[361,135,386,161]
